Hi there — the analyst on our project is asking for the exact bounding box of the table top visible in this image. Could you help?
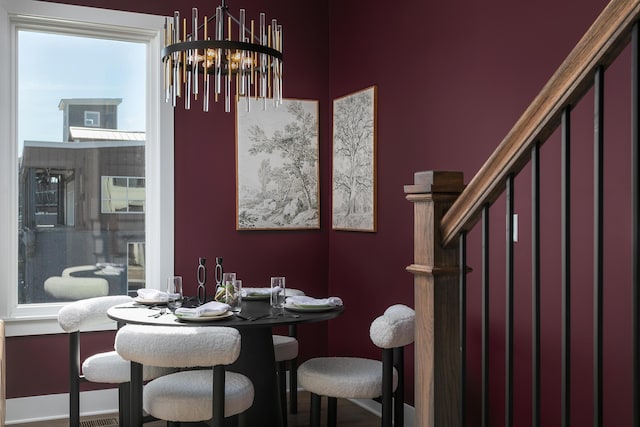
[108,298,344,328]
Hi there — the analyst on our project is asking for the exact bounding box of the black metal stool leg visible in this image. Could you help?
[277,361,288,427]
[327,397,337,427]
[289,358,298,414]
[310,393,321,427]
[118,382,131,427]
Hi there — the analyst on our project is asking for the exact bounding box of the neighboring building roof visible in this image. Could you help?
[68,126,145,142]
[58,98,123,109]
[23,139,145,149]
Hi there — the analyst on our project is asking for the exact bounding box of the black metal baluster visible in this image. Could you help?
[506,175,515,427]
[593,65,604,427]
[561,106,572,427]
[459,231,467,427]
[482,204,491,427]
[532,141,541,427]
[632,20,640,427]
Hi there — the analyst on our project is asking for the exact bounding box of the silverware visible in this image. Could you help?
[148,308,167,318]
[249,313,271,321]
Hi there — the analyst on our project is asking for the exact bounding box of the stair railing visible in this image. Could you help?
[405,0,640,425]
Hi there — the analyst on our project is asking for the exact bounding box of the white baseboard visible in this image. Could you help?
[5,389,118,425]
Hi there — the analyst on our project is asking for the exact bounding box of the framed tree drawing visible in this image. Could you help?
[332,86,377,232]
[236,97,319,230]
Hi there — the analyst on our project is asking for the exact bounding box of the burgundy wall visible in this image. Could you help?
[325,0,628,425]
[6,0,634,425]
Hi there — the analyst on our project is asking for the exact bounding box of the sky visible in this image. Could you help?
[18,30,146,152]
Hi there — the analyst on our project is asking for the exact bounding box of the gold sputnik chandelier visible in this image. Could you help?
[162,1,283,112]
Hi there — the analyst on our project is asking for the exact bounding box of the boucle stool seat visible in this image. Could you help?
[273,335,299,362]
[115,324,254,426]
[298,357,397,399]
[143,370,254,422]
[298,304,415,427]
[82,351,171,383]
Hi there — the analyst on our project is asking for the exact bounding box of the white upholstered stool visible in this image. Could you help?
[115,324,254,426]
[57,295,171,427]
[298,304,415,427]
[273,287,305,421]
[273,334,299,426]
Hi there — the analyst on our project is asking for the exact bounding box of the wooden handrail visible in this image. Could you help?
[440,0,640,247]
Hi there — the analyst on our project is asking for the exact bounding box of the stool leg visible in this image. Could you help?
[289,358,298,414]
[277,361,288,427]
[118,382,130,427]
[327,397,337,427]
[69,332,80,427]
[310,393,321,427]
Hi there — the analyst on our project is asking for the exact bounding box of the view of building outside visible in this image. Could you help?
[17,30,147,303]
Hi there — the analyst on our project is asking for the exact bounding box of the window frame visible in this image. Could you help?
[101,175,146,214]
[0,0,174,336]
[84,110,101,127]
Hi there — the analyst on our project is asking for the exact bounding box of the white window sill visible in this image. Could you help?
[4,304,116,336]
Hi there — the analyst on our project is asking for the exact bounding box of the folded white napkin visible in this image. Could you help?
[243,287,280,296]
[175,301,231,318]
[285,295,343,307]
[137,288,171,302]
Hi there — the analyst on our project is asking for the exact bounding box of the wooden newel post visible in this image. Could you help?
[404,171,465,427]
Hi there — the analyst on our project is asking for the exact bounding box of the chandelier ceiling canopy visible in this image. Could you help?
[162,1,283,113]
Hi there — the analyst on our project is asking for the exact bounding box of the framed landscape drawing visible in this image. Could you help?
[236,97,319,230]
[332,86,377,232]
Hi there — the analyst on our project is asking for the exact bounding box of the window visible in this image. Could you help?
[84,111,100,127]
[0,0,175,335]
[102,176,146,213]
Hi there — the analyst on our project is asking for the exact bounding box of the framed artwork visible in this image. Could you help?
[332,86,377,232]
[236,97,320,230]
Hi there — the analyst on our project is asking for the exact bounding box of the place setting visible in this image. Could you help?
[173,272,241,322]
[284,295,344,312]
[173,300,234,322]
[117,273,344,324]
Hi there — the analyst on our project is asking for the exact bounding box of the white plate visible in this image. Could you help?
[175,311,234,322]
[243,293,270,301]
[284,303,339,312]
[134,297,167,306]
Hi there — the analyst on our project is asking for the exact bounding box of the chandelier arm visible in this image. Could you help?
[162,39,282,60]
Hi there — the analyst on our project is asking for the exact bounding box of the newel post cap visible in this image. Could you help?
[404,171,465,195]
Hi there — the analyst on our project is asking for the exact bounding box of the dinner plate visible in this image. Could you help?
[243,293,270,301]
[133,297,167,306]
[174,311,234,322]
[284,303,339,312]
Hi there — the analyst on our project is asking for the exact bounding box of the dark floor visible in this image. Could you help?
[14,391,381,427]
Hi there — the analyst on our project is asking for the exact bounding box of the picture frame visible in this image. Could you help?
[332,86,377,232]
[236,97,320,230]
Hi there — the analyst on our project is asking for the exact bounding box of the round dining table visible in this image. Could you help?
[108,297,344,427]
